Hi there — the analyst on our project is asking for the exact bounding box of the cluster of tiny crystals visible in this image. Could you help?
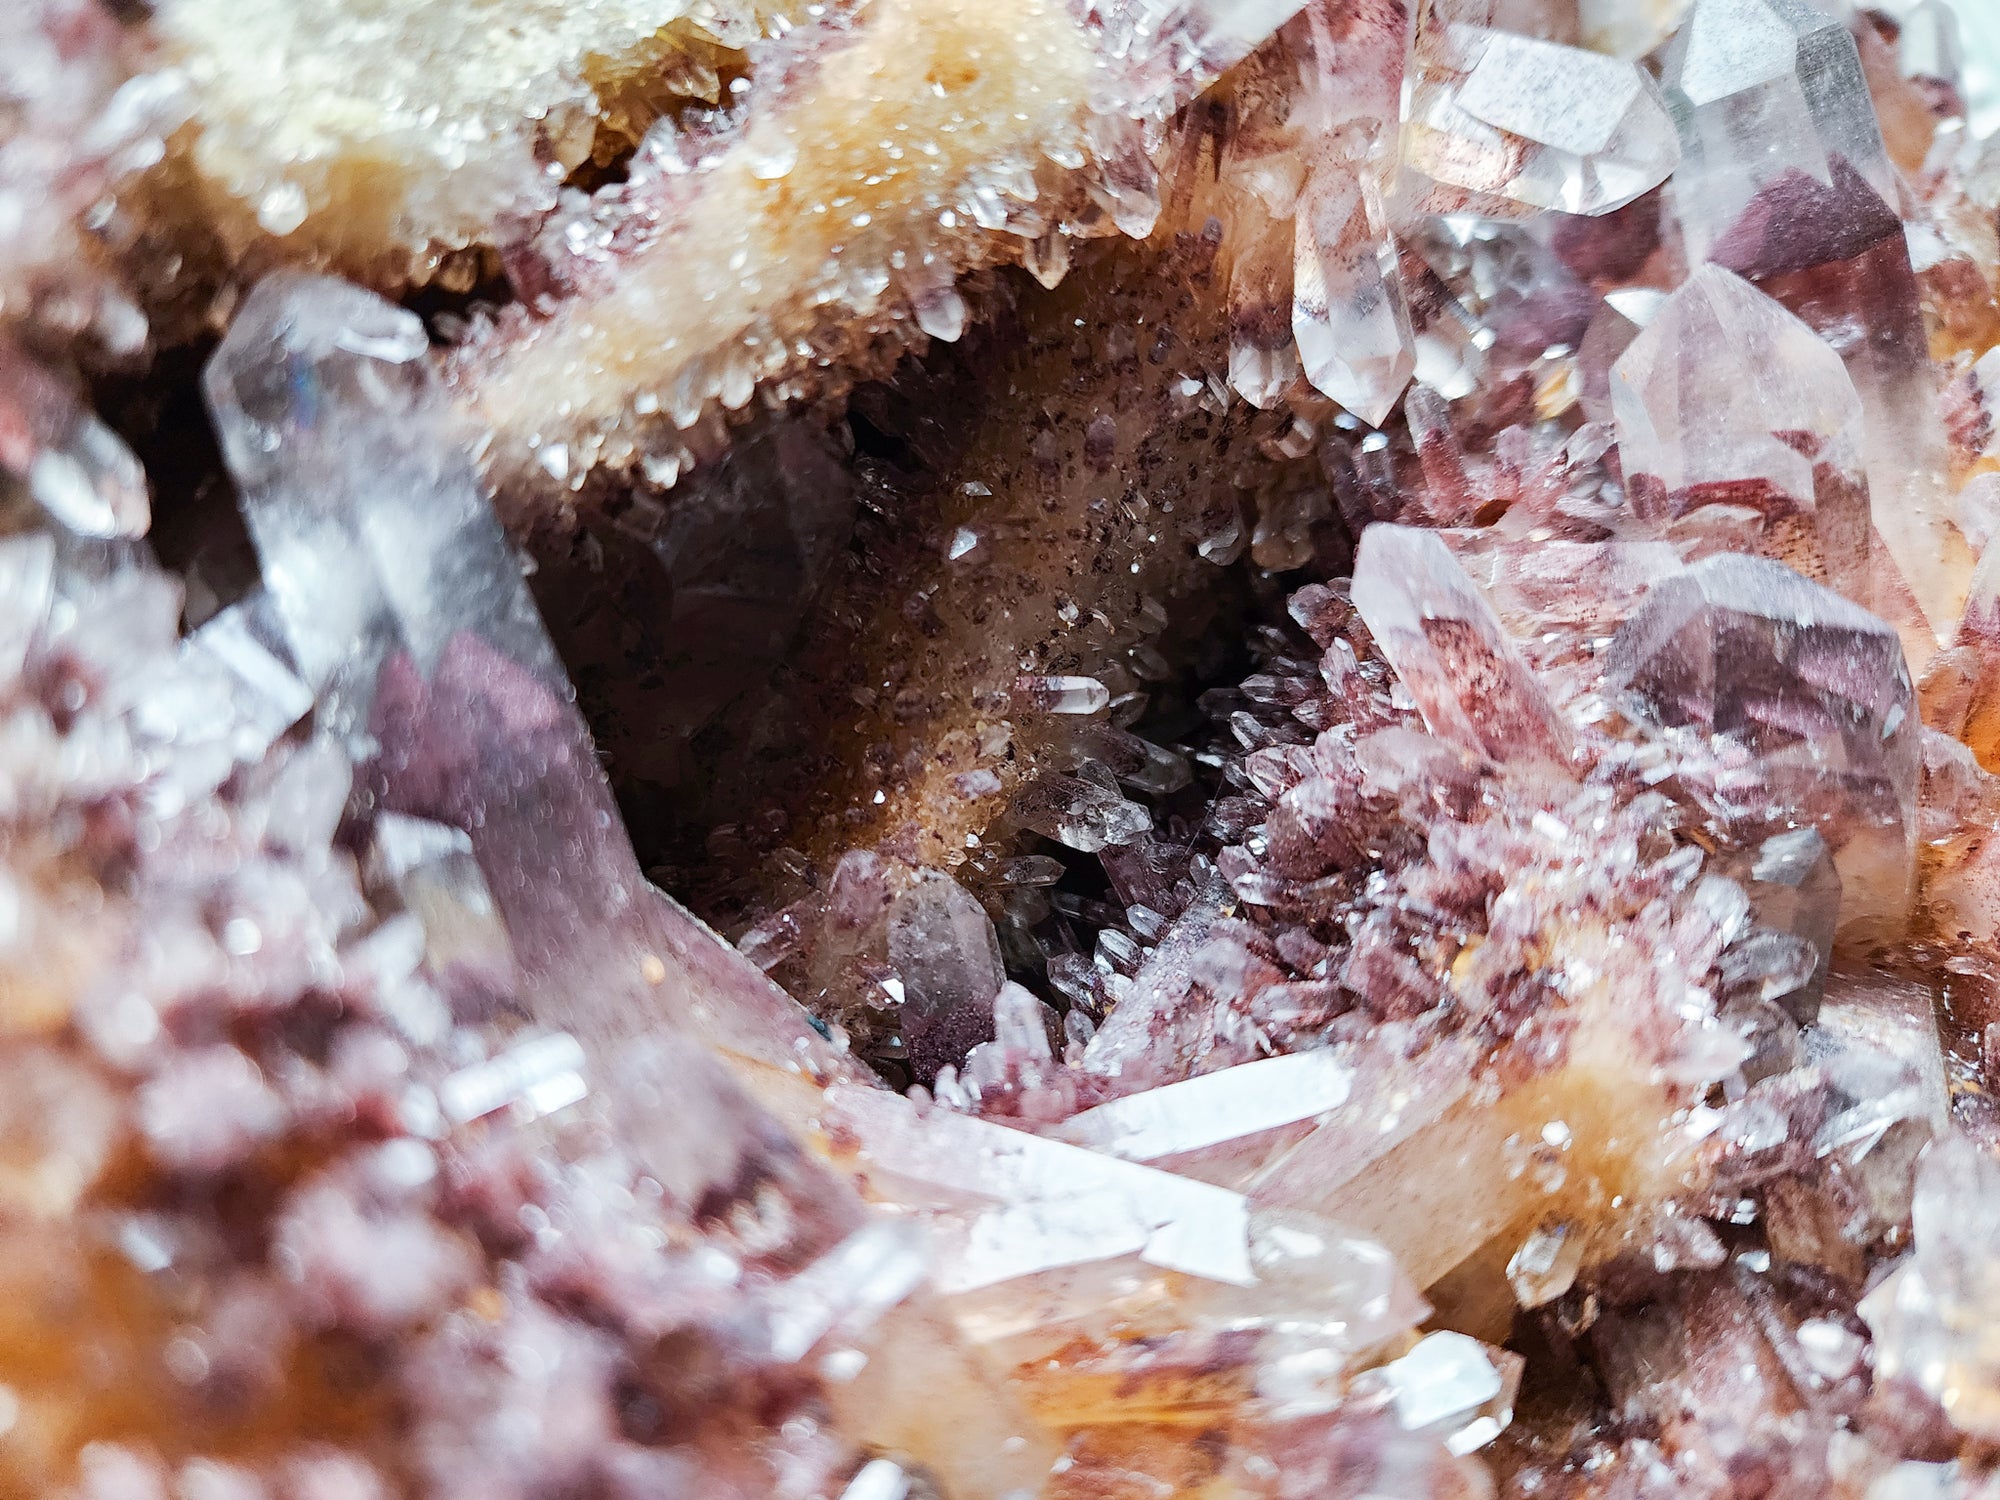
[15,0,2000,1498]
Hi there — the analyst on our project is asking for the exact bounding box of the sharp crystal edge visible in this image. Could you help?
[17,0,2000,1495]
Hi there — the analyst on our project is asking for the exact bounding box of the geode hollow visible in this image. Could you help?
[8,0,2000,1498]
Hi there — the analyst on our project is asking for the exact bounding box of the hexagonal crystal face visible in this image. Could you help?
[1607,553,1919,936]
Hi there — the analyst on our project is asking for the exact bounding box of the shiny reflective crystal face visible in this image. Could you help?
[10,0,2000,1496]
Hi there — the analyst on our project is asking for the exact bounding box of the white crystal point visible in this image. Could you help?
[1403,23,1680,217]
[823,1082,1260,1290]
[1351,523,1571,768]
[1662,0,1896,264]
[1291,167,1415,427]
[1379,1330,1521,1456]
[1054,1050,1355,1163]
[1610,263,1871,593]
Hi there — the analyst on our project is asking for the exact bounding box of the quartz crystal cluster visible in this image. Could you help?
[16,0,2000,1496]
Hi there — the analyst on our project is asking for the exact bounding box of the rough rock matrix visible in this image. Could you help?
[12,0,2000,1497]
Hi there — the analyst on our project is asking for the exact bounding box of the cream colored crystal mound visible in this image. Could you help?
[148,0,780,285]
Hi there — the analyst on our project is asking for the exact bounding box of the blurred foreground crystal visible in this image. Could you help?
[199,272,1073,1500]
[204,271,848,1104]
[1863,1134,2000,1439]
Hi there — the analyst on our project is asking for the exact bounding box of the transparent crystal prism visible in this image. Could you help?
[1352,523,1572,768]
[1661,0,1897,266]
[1403,22,1680,218]
[204,272,845,1094]
[1292,165,1416,427]
[888,872,1006,1079]
[1611,263,1872,603]
[1606,553,1919,938]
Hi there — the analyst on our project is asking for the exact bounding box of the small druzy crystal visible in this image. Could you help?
[11,0,2000,1496]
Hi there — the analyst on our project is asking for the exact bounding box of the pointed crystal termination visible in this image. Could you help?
[1716,162,1970,662]
[1401,22,1680,218]
[1292,166,1416,427]
[1662,0,1974,657]
[1606,553,1920,940]
[1228,200,1301,410]
[1352,523,1572,768]
[1727,827,1841,1022]
[1112,0,1313,102]
[203,274,560,736]
[203,272,848,1100]
[1610,264,1871,602]
[888,872,1006,1082]
[1660,0,1898,268]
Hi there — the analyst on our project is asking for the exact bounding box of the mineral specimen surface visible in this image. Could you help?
[13,0,2000,1496]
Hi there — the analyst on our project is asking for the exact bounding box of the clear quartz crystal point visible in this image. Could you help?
[202,273,557,740]
[203,272,845,1090]
[1352,523,1572,767]
[1229,204,1303,409]
[888,872,1006,1079]
[1610,264,1871,601]
[1606,553,1920,939]
[1014,673,1111,714]
[1401,23,1680,218]
[1661,0,1897,267]
[1292,166,1416,427]
[1375,1331,1521,1457]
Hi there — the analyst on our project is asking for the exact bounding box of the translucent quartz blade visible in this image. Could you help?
[1352,522,1572,768]
[824,1082,1259,1289]
[1402,22,1679,218]
[1053,1050,1355,1164]
[204,272,848,1097]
